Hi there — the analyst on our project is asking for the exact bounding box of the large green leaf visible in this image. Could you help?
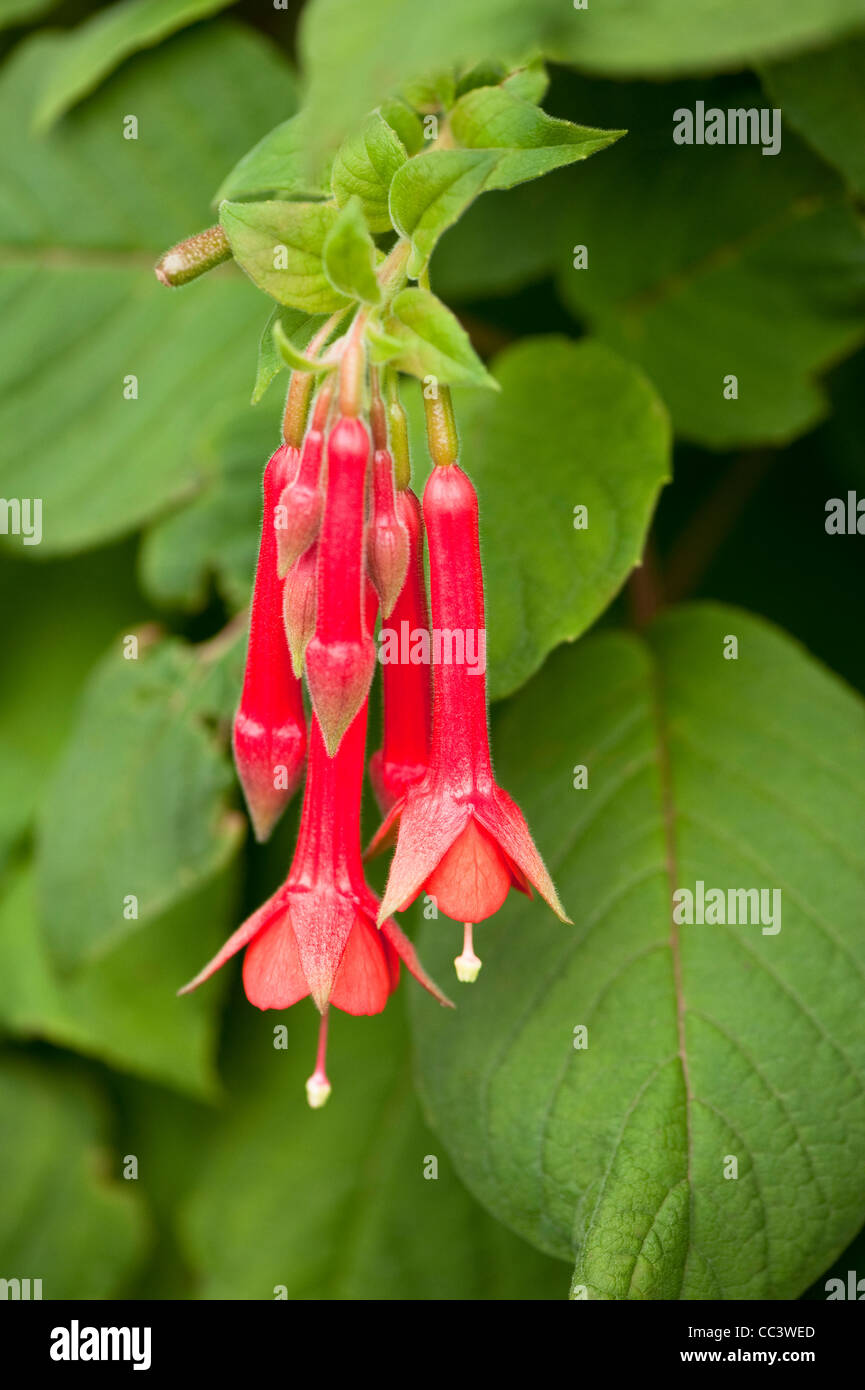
[411,604,865,1299]
[36,635,244,971]
[0,23,295,556]
[761,38,865,197]
[298,0,865,152]
[0,541,148,866]
[0,1056,146,1298]
[0,0,59,27]
[408,337,670,701]
[439,73,865,448]
[181,998,568,1298]
[32,0,243,132]
[0,860,237,1098]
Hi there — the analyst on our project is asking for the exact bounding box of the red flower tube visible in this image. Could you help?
[369,487,431,814]
[373,464,569,981]
[232,443,306,843]
[304,415,376,756]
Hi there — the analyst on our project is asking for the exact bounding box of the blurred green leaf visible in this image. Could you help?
[0,860,237,1098]
[386,286,495,387]
[331,111,409,233]
[220,199,349,312]
[322,196,381,304]
[0,0,59,28]
[412,604,865,1298]
[181,998,568,1298]
[0,542,148,866]
[0,23,295,556]
[299,0,865,153]
[36,635,244,971]
[138,414,273,611]
[0,1055,146,1298]
[32,0,242,132]
[761,37,865,197]
[409,337,670,700]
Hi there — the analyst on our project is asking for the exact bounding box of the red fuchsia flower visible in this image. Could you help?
[275,388,328,577]
[305,414,376,756]
[232,442,307,843]
[372,463,570,982]
[366,446,409,619]
[369,487,431,814]
[180,677,451,1105]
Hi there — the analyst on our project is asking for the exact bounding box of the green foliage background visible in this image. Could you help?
[0,0,863,1300]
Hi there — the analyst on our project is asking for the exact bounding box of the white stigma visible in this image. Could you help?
[305,1071,332,1109]
[454,922,482,983]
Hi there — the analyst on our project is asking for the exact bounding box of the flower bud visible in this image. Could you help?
[366,448,410,618]
[305,415,375,756]
[283,543,318,678]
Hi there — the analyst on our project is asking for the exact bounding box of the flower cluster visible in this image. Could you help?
[181,352,568,1106]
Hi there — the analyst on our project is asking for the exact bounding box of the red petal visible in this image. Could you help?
[242,911,310,1010]
[177,886,288,995]
[424,816,513,922]
[289,887,362,1011]
[329,914,395,1015]
[376,783,469,923]
[476,787,571,922]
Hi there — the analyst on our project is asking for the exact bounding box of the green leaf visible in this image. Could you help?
[322,196,381,304]
[0,23,298,555]
[0,0,59,28]
[379,97,425,156]
[412,604,865,1298]
[386,286,495,388]
[390,149,499,278]
[215,111,329,204]
[299,0,865,152]
[220,199,349,312]
[0,1056,146,1298]
[181,999,568,1298]
[408,337,670,700]
[390,97,621,275]
[138,423,265,611]
[761,37,865,197]
[252,305,329,405]
[449,84,624,180]
[36,635,244,971]
[32,0,243,132]
[273,317,335,371]
[0,859,238,1098]
[0,541,150,867]
[331,112,409,233]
